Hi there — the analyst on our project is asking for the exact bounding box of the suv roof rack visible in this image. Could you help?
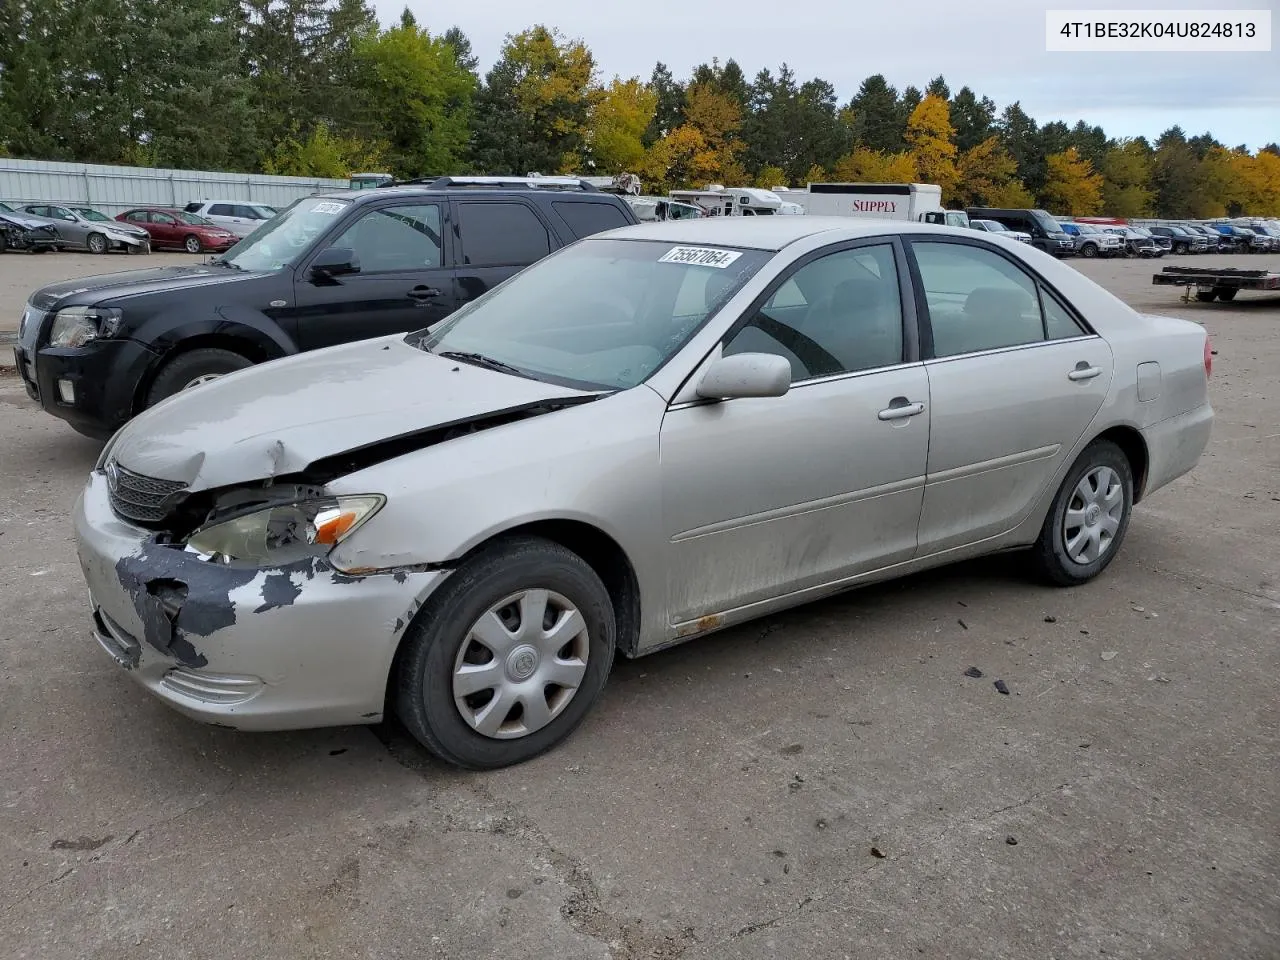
[425,175,600,192]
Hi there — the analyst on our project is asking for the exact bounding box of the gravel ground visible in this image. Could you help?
[1,250,1277,960]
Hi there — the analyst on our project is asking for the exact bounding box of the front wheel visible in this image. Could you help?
[1080,243,1098,258]
[1214,287,1238,302]
[183,234,202,254]
[86,232,108,255]
[1030,440,1134,587]
[144,347,253,408]
[395,536,616,769]
[1196,290,1217,302]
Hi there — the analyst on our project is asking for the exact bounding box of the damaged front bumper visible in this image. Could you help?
[73,471,445,731]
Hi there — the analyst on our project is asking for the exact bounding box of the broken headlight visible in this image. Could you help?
[48,306,123,347]
[185,495,384,565]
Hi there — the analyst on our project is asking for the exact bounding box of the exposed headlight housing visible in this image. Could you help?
[185,495,384,566]
[48,306,123,348]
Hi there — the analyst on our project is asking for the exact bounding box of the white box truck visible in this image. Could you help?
[773,183,968,227]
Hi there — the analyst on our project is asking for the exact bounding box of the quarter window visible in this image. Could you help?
[326,203,443,272]
[724,244,904,381]
[552,200,631,238]
[1040,286,1087,340]
[912,241,1047,358]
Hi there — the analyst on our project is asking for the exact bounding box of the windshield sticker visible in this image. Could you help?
[309,201,346,215]
[658,246,743,269]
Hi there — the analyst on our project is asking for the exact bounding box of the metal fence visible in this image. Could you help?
[0,158,347,215]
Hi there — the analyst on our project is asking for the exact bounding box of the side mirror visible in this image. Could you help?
[309,246,360,280]
[696,353,791,401]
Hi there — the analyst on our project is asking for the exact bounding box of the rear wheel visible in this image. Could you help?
[1195,290,1217,302]
[1174,242,1188,255]
[183,234,202,254]
[86,232,108,255]
[395,536,615,769]
[1214,287,1238,302]
[144,347,253,408]
[1031,440,1134,586]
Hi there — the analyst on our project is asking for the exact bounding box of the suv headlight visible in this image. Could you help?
[48,306,123,347]
[185,495,384,566]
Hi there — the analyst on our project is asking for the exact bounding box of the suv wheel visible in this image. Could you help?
[183,234,203,254]
[1080,243,1098,258]
[1031,440,1133,586]
[395,536,616,769]
[145,348,253,408]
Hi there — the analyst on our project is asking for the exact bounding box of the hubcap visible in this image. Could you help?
[1063,466,1124,565]
[452,589,589,740]
[182,374,222,390]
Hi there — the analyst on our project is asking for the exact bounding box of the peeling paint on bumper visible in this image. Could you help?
[73,472,446,731]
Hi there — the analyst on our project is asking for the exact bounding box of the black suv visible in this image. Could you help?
[14,176,640,438]
[964,207,1076,257]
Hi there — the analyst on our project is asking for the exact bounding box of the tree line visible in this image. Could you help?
[2,1,1278,218]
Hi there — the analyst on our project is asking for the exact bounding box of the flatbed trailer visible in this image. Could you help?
[1152,265,1280,303]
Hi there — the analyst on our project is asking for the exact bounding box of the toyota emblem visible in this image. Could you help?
[104,459,119,493]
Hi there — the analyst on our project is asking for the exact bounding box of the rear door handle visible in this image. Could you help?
[878,399,926,421]
[408,285,443,302]
[1068,364,1102,381]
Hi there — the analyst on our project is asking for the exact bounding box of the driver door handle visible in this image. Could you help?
[878,398,926,421]
[408,285,442,301]
[1068,364,1102,381]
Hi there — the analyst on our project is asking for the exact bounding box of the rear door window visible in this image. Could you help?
[552,200,631,238]
[456,202,552,267]
[209,203,235,217]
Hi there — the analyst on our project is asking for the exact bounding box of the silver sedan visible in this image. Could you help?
[73,218,1214,768]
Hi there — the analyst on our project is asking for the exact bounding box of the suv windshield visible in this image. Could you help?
[1032,210,1065,233]
[419,238,770,391]
[219,198,346,271]
[73,208,111,222]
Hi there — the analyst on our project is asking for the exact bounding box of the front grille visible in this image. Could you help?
[106,461,187,524]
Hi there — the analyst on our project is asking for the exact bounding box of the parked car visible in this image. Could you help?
[1251,222,1280,250]
[1182,223,1228,252]
[970,218,1033,244]
[70,217,1214,768]
[0,203,62,253]
[1059,222,1124,258]
[20,203,150,254]
[1105,227,1161,258]
[183,200,279,238]
[114,208,240,253]
[964,207,1075,256]
[1147,225,1208,255]
[1132,227,1171,255]
[17,177,641,438]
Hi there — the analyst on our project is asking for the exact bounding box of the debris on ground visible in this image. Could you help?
[1044,616,1057,623]
[994,680,1010,695]
[1133,606,1146,613]
[964,666,984,678]
[1006,836,1018,846]
[870,846,886,858]
[1101,651,1118,661]
[958,618,968,630]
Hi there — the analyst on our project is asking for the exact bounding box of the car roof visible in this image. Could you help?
[308,184,637,206]
[596,216,948,251]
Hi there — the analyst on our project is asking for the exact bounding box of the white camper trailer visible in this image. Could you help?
[773,183,968,226]
[668,185,784,217]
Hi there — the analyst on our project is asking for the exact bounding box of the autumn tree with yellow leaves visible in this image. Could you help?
[1040,147,1105,215]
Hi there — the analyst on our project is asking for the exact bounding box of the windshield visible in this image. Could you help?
[983,220,1008,232]
[73,208,112,222]
[1032,210,1064,233]
[178,212,215,226]
[219,198,345,271]
[252,205,277,218]
[419,239,770,391]
[0,202,12,212]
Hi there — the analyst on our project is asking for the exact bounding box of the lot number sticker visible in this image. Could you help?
[658,246,743,269]
[309,201,346,215]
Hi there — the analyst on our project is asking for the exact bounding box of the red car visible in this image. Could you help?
[114,207,240,254]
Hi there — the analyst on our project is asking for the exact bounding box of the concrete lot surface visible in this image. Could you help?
[0,252,1277,959]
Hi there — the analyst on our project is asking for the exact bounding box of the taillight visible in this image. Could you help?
[1203,336,1212,378]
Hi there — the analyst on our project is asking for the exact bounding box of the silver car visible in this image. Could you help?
[73,218,1214,769]
[182,200,278,238]
[21,203,150,254]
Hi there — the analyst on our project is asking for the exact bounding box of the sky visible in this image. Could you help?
[385,0,1279,151]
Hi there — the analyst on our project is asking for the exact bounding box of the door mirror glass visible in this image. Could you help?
[309,246,360,279]
[696,353,792,400]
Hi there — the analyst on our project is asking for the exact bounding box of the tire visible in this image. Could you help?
[1195,290,1217,302]
[1080,243,1098,258]
[86,232,108,255]
[126,241,148,255]
[1174,243,1188,255]
[1214,287,1238,302]
[1031,440,1134,587]
[0,233,7,254]
[395,535,616,770]
[29,246,49,254]
[183,234,202,254]
[144,347,253,408]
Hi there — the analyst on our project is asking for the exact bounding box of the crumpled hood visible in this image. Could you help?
[0,212,57,231]
[110,336,597,491]
[30,265,260,310]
